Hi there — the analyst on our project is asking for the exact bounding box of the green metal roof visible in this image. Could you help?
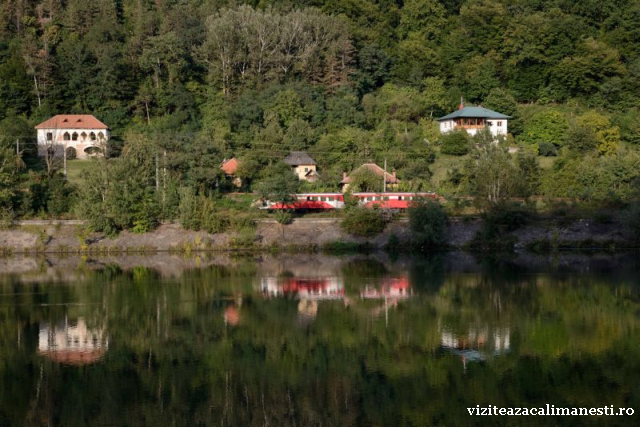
[437,106,510,121]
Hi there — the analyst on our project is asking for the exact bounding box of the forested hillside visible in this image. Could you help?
[0,1,640,231]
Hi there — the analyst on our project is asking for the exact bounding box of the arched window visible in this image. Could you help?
[97,132,105,140]
[80,132,87,140]
[63,132,70,141]
[72,132,78,141]
[90,132,96,141]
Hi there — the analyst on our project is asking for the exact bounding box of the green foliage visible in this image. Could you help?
[75,158,161,235]
[464,133,519,210]
[348,167,381,192]
[408,199,447,249]
[622,203,640,242]
[0,1,639,222]
[537,141,557,157]
[256,162,300,206]
[521,110,569,147]
[340,207,387,237]
[65,147,77,160]
[440,131,470,156]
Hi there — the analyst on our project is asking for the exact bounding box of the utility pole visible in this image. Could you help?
[383,158,387,193]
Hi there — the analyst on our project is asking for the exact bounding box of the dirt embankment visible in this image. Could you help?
[0,217,629,254]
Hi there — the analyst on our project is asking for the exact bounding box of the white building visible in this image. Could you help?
[35,114,110,159]
[437,105,510,137]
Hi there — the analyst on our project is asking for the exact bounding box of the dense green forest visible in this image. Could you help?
[1,0,640,230]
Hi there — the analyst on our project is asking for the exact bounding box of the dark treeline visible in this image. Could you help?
[1,1,640,230]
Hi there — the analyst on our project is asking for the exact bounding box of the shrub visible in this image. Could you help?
[341,207,387,237]
[408,198,447,249]
[65,146,77,160]
[179,187,200,230]
[440,131,471,156]
[537,141,557,156]
[622,203,640,241]
[485,203,535,232]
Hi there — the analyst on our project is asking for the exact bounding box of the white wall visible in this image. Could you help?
[37,128,110,159]
[486,119,508,137]
[439,119,508,137]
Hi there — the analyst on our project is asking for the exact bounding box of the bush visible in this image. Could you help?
[65,146,77,160]
[408,198,447,249]
[440,131,471,156]
[485,203,535,232]
[341,207,387,237]
[537,141,557,156]
[467,203,535,251]
[622,203,640,241]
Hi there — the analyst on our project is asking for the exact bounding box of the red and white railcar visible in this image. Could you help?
[261,192,438,211]
[261,193,345,210]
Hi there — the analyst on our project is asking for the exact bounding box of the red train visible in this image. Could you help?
[260,192,438,211]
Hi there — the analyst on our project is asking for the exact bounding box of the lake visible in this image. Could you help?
[0,252,638,426]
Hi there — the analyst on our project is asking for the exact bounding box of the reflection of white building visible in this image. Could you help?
[39,317,108,365]
[360,277,411,299]
[259,277,344,300]
[441,326,510,360]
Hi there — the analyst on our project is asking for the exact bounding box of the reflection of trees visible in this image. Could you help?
[0,260,639,425]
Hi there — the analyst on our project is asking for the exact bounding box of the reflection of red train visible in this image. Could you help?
[261,192,438,211]
[360,277,412,299]
[260,277,345,300]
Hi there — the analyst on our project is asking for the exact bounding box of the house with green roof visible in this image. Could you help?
[437,103,510,137]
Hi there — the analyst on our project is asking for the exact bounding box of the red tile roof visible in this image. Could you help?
[35,115,109,130]
[221,158,238,175]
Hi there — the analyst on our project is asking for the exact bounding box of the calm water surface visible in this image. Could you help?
[0,252,639,426]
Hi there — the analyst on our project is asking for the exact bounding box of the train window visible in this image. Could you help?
[307,197,311,201]
[398,196,403,201]
[383,196,389,201]
[321,197,327,202]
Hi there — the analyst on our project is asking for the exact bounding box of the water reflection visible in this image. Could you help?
[0,252,638,426]
[38,317,108,365]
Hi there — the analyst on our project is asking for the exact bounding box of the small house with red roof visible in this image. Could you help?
[35,114,109,159]
[340,163,399,193]
[220,158,242,187]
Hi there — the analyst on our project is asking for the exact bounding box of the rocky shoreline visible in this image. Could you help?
[0,217,631,254]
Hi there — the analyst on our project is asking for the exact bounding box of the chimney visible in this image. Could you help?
[342,171,347,181]
[392,171,396,180]
[458,97,465,110]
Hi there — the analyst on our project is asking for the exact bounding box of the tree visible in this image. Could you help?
[341,207,387,237]
[465,130,518,209]
[440,131,471,156]
[516,149,540,197]
[408,198,447,249]
[483,88,522,135]
[0,147,19,212]
[256,162,300,207]
[348,167,381,192]
[520,110,569,148]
